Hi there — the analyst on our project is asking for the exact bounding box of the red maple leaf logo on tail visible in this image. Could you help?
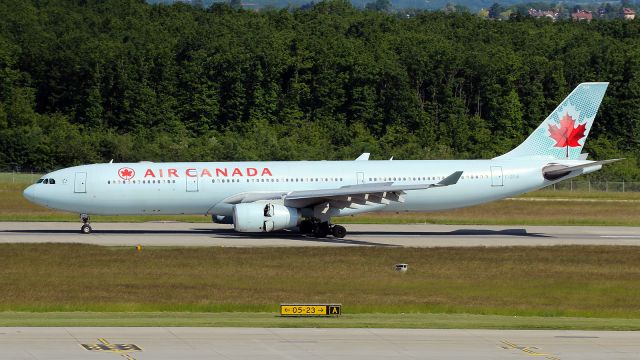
[548,113,586,158]
[118,167,135,180]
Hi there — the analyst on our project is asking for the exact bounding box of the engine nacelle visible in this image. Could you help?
[212,215,234,224]
[233,203,301,232]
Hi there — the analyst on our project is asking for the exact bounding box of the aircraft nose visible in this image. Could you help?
[23,185,37,203]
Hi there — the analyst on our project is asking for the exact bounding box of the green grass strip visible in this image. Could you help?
[1,312,640,330]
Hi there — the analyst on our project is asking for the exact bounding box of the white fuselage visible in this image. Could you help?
[23,158,595,217]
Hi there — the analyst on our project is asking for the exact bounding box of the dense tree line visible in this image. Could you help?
[0,0,639,179]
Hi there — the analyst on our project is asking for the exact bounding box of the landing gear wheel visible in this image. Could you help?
[81,224,92,234]
[299,219,313,234]
[313,222,330,238]
[80,213,92,234]
[331,225,347,238]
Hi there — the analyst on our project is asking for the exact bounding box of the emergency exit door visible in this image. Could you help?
[186,176,199,192]
[74,172,87,193]
[490,166,503,187]
[356,172,365,184]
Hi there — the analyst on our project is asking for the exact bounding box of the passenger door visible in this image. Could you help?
[74,172,87,193]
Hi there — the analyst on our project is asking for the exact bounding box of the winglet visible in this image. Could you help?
[355,153,370,161]
[435,171,463,187]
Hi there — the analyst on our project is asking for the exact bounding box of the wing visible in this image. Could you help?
[222,171,463,209]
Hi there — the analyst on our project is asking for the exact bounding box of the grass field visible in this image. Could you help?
[1,244,640,320]
[0,172,41,184]
[3,178,640,225]
[2,312,640,330]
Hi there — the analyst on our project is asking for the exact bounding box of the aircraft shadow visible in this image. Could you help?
[347,228,551,238]
[210,229,399,247]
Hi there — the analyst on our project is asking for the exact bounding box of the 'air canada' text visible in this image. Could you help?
[142,167,273,178]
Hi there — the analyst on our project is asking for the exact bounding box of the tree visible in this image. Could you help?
[0,0,637,180]
[488,2,502,18]
[365,0,391,12]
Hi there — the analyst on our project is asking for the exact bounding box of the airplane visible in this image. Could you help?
[23,82,620,238]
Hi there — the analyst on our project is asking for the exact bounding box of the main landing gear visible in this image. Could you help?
[299,219,347,238]
[80,214,92,234]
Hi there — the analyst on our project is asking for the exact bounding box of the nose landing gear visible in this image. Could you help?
[80,214,92,234]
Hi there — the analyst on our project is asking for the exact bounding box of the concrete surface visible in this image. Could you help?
[0,222,639,247]
[0,327,639,360]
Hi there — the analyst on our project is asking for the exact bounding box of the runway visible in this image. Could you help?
[1,327,639,359]
[0,222,639,247]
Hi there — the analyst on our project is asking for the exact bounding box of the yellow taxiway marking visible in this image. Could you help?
[500,340,560,360]
[81,338,142,360]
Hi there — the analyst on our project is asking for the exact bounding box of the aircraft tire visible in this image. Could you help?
[313,222,330,238]
[299,220,313,234]
[331,225,347,238]
[81,224,92,234]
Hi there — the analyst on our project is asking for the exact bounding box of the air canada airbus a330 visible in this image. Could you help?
[24,82,620,238]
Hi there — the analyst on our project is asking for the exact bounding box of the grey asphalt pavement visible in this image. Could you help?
[0,222,639,247]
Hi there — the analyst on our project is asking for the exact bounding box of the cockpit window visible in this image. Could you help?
[43,179,49,184]
[49,179,55,184]
[36,179,44,184]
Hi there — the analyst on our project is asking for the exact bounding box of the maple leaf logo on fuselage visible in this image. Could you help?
[548,112,586,158]
[118,167,135,180]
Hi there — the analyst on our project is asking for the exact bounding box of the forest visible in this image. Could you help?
[0,0,639,179]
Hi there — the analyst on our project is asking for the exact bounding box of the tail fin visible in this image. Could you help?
[496,82,608,160]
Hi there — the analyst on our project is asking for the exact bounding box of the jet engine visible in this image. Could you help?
[233,203,301,232]
[212,215,234,224]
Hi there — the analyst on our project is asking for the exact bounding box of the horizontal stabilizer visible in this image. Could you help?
[543,159,622,180]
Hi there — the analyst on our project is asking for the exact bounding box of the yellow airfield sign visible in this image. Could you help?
[280,304,341,317]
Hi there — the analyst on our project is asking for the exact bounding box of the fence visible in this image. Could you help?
[0,172,42,184]
[546,180,640,192]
